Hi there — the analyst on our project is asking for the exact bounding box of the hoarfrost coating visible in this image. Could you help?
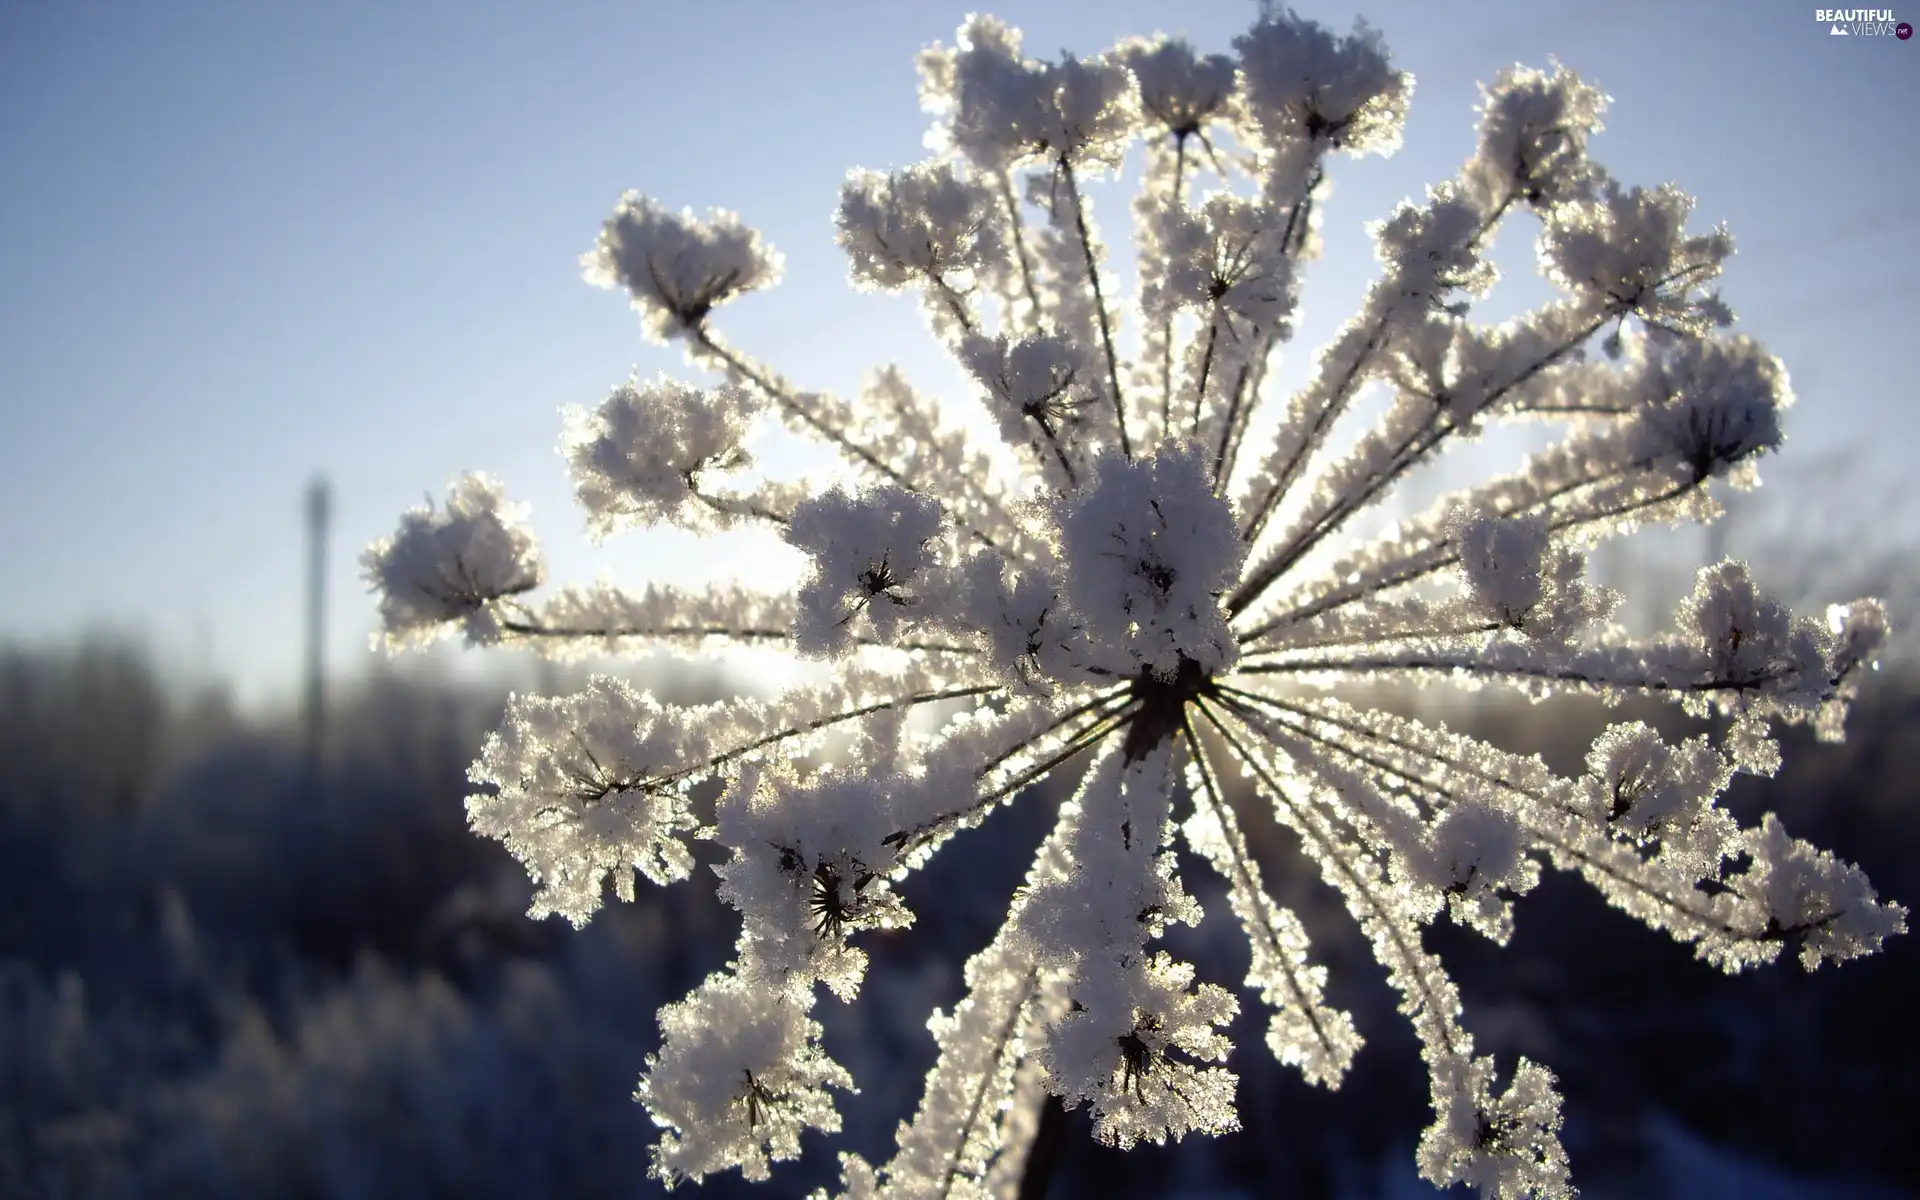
[366,9,1905,1198]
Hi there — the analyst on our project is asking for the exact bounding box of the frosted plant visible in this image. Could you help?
[365,10,1905,1197]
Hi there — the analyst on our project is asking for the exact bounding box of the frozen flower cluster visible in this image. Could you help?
[365,10,1904,1198]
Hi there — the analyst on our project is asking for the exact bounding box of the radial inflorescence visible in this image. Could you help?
[365,11,1904,1198]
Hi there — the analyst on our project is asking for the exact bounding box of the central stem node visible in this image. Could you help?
[1121,655,1216,764]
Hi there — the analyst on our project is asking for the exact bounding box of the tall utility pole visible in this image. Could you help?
[304,476,330,802]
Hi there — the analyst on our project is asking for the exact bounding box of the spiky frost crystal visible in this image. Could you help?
[365,12,1904,1197]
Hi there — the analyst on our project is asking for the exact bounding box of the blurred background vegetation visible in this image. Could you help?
[2,462,1915,1200]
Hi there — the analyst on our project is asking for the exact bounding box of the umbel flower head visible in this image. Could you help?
[366,10,1904,1198]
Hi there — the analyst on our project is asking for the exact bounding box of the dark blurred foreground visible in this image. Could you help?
[2,638,1915,1199]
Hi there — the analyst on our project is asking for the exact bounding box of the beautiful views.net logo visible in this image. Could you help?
[1815,7,1913,35]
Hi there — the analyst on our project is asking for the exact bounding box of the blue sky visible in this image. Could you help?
[2,0,1915,707]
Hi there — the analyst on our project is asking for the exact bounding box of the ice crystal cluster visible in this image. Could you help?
[365,10,1904,1197]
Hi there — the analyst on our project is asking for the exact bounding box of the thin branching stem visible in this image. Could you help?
[938,970,1040,1200]
[1239,618,1505,657]
[1159,133,1190,433]
[691,327,920,488]
[998,169,1045,331]
[1515,401,1637,416]
[1236,315,1390,551]
[892,695,1139,857]
[1218,685,1829,949]
[975,686,1133,779]
[1235,652,1793,697]
[1035,418,1081,489]
[498,615,979,658]
[687,486,793,527]
[1239,314,1613,605]
[692,684,1003,792]
[1200,697,1472,1061]
[1181,712,1343,1061]
[1240,475,1700,639]
[691,324,1023,557]
[1189,318,1221,440]
[931,273,980,336]
[1058,158,1131,459]
[1212,359,1258,495]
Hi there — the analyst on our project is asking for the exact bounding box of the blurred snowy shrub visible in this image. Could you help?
[368,10,1904,1197]
[150,959,657,1198]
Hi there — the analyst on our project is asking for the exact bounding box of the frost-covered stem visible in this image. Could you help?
[1544,827,1839,945]
[1546,823,1841,946]
[1535,471,1695,532]
[1230,402,1462,619]
[1515,400,1637,416]
[1213,691,1428,871]
[1249,475,1698,637]
[1242,618,1506,658]
[1182,711,1344,1061]
[891,691,1138,858]
[886,779,1087,1197]
[1036,418,1081,489]
[687,486,793,527]
[533,683,1008,823]
[1236,316,1391,552]
[1220,686,1829,950]
[1189,318,1221,440]
[1218,685,1576,821]
[1205,165,1318,481]
[1351,737,1839,949]
[499,616,796,643]
[690,326,920,493]
[1237,654,1802,697]
[695,684,1002,789]
[1278,166,1322,260]
[1201,697,1472,1061]
[497,609,978,657]
[936,971,1039,1198]
[1211,360,1258,495]
[999,169,1045,331]
[974,687,1134,780]
[692,324,1018,555]
[1231,316,1613,619]
[871,365,1033,548]
[1465,194,1516,259]
[931,272,980,336]
[1158,133,1190,432]
[1221,364,1264,492]
[979,697,1138,801]
[1058,158,1131,459]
